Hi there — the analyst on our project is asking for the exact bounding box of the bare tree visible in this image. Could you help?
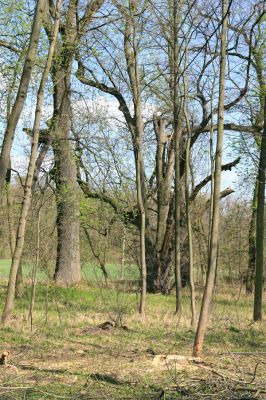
[193,0,228,357]
[0,0,45,191]
[77,0,147,313]
[183,48,196,328]
[2,0,62,325]
[75,0,258,300]
[123,0,147,314]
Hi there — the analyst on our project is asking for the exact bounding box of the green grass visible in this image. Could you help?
[0,259,139,282]
[81,261,139,281]
[0,259,48,281]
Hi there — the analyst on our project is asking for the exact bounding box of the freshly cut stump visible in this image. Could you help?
[152,354,201,370]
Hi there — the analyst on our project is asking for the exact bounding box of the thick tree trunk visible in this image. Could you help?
[155,196,175,294]
[253,95,266,321]
[1,2,61,325]
[152,116,175,294]
[52,84,81,286]
[246,178,258,293]
[146,202,189,295]
[0,0,45,192]
[45,1,104,286]
[48,2,81,286]
[193,0,228,357]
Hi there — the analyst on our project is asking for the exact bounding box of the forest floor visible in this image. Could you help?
[0,271,265,399]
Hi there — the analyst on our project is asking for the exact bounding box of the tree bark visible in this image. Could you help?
[153,116,175,294]
[49,2,81,286]
[52,87,81,286]
[2,0,61,325]
[46,0,104,286]
[253,95,266,321]
[193,0,228,357]
[0,0,45,192]
[183,60,196,328]
[246,178,258,293]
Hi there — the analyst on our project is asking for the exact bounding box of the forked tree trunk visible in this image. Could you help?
[253,95,266,321]
[193,0,228,357]
[0,0,45,192]
[1,1,61,325]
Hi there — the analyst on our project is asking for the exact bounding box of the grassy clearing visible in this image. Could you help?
[0,265,265,399]
[0,259,139,283]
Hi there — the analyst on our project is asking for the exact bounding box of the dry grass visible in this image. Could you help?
[0,283,265,399]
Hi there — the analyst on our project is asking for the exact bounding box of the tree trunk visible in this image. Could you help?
[121,230,126,279]
[1,1,61,325]
[122,2,147,314]
[173,0,182,315]
[0,0,45,192]
[152,115,175,294]
[5,159,24,298]
[155,196,175,294]
[183,59,196,328]
[246,178,258,293]
[50,0,105,286]
[193,0,228,357]
[137,148,147,314]
[49,3,81,286]
[208,89,215,256]
[253,95,266,321]
[15,260,24,299]
[28,196,43,330]
[52,107,81,285]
